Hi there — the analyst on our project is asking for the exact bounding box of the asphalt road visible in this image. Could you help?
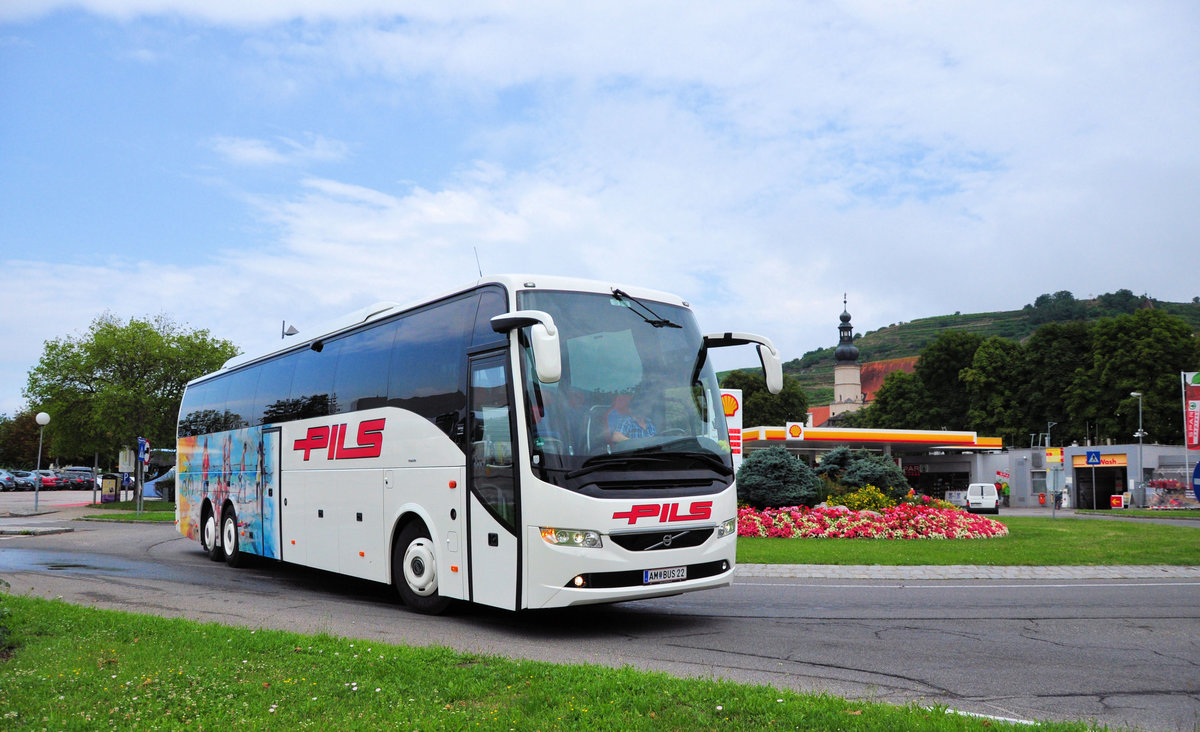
[1,492,1198,731]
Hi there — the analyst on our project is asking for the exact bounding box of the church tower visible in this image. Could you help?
[831,295,865,419]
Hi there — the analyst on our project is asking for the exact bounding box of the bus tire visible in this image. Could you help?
[201,505,225,562]
[393,522,450,615]
[222,507,244,568]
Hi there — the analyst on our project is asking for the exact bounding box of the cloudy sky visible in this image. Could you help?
[2,1,1197,416]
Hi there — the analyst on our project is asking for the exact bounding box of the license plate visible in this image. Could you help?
[643,566,687,584]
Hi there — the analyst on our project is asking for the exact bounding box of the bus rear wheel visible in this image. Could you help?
[201,506,225,562]
[393,522,450,615]
[221,507,244,568]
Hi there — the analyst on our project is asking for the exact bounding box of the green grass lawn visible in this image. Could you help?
[737,516,1200,566]
[88,499,175,512]
[0,594,1097,731]
[1075,508,1200,520]
[81,500,175,523]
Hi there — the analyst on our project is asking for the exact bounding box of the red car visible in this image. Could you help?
[32,470,62,489]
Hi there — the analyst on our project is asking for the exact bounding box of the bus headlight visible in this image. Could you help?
[540,527,603,548]
[716,517,737,538]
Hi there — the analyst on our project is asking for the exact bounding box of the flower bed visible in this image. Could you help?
[737,504,1009,540]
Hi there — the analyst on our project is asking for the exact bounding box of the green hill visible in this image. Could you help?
[782,291,1200,406]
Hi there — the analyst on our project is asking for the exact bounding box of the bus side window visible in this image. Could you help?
[290,340,341,418]
[332,321,398,414]
[179,378,230,437]
[223,367,260,431]
[472,287,507,347]
[388,296,474,440]
[253,355,298,425]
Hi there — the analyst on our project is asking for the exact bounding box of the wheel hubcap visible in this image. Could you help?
[403,538,437,596]
[222,516,237,553]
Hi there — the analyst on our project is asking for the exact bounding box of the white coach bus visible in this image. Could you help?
[176,275,781,613]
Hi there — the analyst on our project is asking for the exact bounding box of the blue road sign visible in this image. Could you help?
[1192,460,1200,503]
[1086,450,1102,466]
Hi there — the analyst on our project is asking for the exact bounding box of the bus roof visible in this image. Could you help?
[195,275,691,385]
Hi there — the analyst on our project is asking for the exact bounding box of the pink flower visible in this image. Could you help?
[737,505,1008,540]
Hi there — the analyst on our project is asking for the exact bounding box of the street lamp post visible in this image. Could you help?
[1130,391,1145,507]
[1047,422,1058,517]
[34,411,50,512]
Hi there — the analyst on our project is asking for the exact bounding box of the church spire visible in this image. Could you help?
[834,295,859,364]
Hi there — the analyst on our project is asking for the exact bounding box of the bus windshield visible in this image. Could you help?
[517,289,732,493]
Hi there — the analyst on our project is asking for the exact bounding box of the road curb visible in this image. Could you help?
[0,526,74,536]
[737,563,1200,580]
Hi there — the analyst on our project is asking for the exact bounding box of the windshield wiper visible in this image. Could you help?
[611,288,682,329]
[566,447,733,480]
[565,453,678,479]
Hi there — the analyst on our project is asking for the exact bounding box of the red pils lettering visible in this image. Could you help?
[293,418,386,461]
[294,427,329,461]
[612,501,713,525]
[339,419,385,459]
[612,504,661,525]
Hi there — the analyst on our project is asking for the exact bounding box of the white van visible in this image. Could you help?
[965,483,1000,514]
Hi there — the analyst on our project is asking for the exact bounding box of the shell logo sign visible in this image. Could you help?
[720,389,744,471]
[721,392,740,418]
[787,422,804,439]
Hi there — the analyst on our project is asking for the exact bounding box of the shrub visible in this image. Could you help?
[827,485,895,512]
[736,446,820,508]
[898,492,961,511]
[815,446,911,499]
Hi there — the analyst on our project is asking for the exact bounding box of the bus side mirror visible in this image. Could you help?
[490,310,562,384]
[702,332,783,395]
[758,343,783,395]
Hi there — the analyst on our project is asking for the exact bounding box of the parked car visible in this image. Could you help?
[0,469,16,491]
[9,470,37,491]
[966,482,1000,514]
[32,469,63,490]
[60,467,97,489]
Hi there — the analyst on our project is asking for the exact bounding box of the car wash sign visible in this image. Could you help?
[1185,372,1200,451]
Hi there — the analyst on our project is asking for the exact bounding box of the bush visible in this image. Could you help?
[736,446,820,508]
[898,492,961,511]
[826,485,895,512]
[815,446,911,499]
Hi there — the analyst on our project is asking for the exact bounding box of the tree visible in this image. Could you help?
[720,370,808,427]
[736,446,820,508]
[22,314,238,466]
[913,330,983,430]
[1065,309,1200,445]
[961,337,1025,445]
[1095,289,1141,316]
[0,411,48,468]
[1018,321,1093,445]
[858,370,927,429]
[1025,290,1085,324]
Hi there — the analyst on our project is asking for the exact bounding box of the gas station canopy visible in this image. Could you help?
[741,424,1004,454]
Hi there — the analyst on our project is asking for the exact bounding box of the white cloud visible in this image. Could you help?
[210,135,349,167]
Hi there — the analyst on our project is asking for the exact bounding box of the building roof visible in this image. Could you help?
[860,356,918,401]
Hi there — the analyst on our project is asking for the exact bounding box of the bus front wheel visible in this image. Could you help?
[393,522,450,615]
[201,506,225,562]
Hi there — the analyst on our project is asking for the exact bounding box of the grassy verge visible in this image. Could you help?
[80,512,175,523]
[1075,508,1200,520]
[88,500,175,512]
[0,594,1094,731]
[81,500,175,522]
[737,516,1200,566]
